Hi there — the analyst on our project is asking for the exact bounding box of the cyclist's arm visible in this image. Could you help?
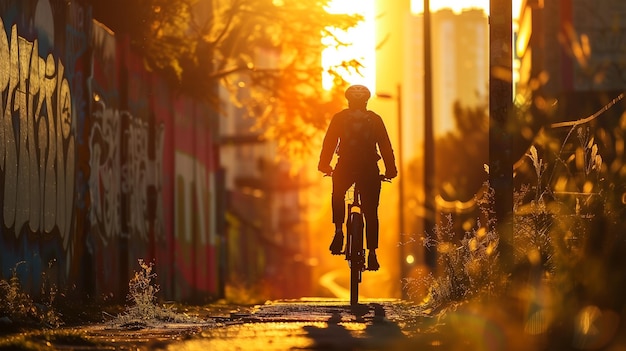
[373,115,397,175]
[318,114,341,169]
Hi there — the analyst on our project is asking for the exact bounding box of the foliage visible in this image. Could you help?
[407,94,626,345]
[403,184,503,312]
[524,110,626,332]
[92,0,362,156]
[434,101,489,201]
[432,96,541,203]
[0,262,63,329]
[125,259,160,320]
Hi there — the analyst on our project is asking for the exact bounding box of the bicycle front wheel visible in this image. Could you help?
[349,212,364,305]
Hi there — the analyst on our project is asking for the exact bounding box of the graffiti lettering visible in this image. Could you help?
[65,1,88,75]
[0,20,75,246]
[65,1,89,143]
[122,112,165,241]
[175,152,213,245]
[89,101,165,244]
[89,101,121,245]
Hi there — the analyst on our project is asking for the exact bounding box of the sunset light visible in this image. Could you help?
[322,0,523,94]
[321,0,376,91]
[4,1,626,350]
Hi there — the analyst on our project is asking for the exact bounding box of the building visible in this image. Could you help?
[405,8,488,142]
[218,44,314,300]
[516,0,626,120]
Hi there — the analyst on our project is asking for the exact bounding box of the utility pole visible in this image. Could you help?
[396,84,406,298]
[423,0,436,271]
[489,0,513,272]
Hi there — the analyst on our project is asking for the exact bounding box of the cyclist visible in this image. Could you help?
[318,84,398,271]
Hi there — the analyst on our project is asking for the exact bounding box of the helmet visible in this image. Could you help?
[345,85,371,102]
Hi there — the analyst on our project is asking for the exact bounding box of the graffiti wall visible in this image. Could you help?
[0,0,224,302]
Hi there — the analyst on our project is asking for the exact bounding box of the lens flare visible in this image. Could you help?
[405,254,415,264]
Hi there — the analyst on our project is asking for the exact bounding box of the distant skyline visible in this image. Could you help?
[322,0,522,92]
[411,0,522,19]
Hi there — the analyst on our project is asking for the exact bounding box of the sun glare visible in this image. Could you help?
[323,0,522,94]
[321,0,376,91]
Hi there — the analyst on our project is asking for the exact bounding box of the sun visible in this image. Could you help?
[321,0,376,92]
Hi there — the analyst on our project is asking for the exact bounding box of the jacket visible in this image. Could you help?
[318,108,396,173]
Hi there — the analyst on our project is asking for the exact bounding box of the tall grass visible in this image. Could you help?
[405,104,626,345]
[403,183,503,313]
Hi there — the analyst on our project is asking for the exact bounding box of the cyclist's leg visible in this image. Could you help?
[329,162,354,253]
[331,161,354,226]
[358,167,382,250]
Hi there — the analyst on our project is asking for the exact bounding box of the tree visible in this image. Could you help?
[435,101,489,202]
[91,0,363,156]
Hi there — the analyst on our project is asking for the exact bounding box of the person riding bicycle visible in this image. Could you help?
[318,84,398,271]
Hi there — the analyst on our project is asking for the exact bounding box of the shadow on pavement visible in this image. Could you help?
[302,302,406,350]
[303,312,357,349]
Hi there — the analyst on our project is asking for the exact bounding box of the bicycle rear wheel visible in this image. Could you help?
[349,212,364,305]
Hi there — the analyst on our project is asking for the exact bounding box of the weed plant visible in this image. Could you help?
[402,184,503,314]
[0,262,62,329]
[109,259,205,328]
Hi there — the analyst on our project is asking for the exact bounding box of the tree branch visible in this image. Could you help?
[550,92,625,128]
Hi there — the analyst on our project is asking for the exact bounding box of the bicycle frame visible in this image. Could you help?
[345,184,365,306]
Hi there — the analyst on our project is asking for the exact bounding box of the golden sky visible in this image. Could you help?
[323,0,522,91]
[321,0,376,90]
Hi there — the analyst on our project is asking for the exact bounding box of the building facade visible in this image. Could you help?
[405,8,488,139]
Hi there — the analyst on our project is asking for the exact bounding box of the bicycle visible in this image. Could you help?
[345,182,365,305]
[343,175,389,306]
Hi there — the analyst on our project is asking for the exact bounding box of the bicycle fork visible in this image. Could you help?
[346,194,366,273]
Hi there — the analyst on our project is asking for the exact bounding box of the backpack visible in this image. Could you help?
[339,109,377,162]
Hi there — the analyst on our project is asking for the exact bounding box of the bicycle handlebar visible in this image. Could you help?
[322,173,393,182]
[380,175,392,182]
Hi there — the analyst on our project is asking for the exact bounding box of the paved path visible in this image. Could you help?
[186,298,411,350]
[9,296,612,350]
[0,298,431,350]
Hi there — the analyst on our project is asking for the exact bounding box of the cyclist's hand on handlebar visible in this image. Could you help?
[318,163,333,176]
[385,168,398,180]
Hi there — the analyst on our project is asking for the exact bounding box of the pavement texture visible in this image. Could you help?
[3,297,626,350]
[0,298,432,350]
